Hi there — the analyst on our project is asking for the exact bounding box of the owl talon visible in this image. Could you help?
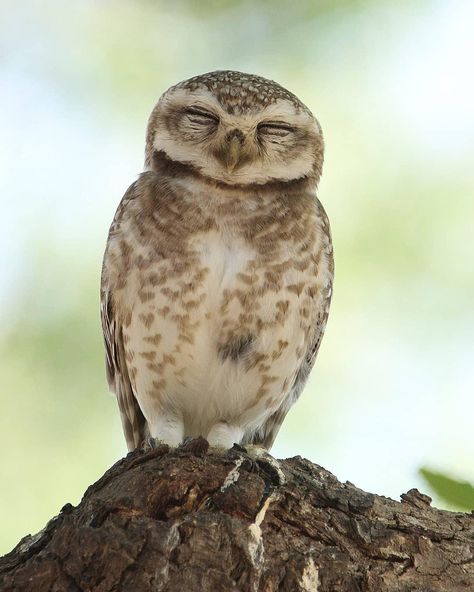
[179,436,210,455]
[230,443,248,454]
[142,437,169,452]
[227,444,285,486]
[244,445,286,487]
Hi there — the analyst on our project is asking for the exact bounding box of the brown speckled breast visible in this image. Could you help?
[102,171,333,442]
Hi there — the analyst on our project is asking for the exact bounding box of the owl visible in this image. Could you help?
[101,70,333,452]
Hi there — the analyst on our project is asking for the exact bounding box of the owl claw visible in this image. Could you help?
[230,444,286,487]
[245,445,286,487]
[230,443,248,454]
[142,437,169,452]
[179,436,210,455]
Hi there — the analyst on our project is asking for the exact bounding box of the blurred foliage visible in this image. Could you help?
[0,247,124,554]
[420,469,474,512]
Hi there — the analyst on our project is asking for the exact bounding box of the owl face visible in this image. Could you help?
[145,71,324,187]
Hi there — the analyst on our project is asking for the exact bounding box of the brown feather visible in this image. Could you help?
[101,204,148,451]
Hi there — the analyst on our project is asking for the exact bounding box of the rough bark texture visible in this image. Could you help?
[1,442,474,592]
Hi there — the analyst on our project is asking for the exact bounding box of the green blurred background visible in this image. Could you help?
[1,0,473,554]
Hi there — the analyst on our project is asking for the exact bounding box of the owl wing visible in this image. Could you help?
[100,181,148,452]
[101,290,147,451]
[246,198,334,450]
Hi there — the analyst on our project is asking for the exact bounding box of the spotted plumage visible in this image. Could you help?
[101,70,333,451]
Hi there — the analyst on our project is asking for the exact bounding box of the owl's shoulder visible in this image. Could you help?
[112,171,180,227]
[123,171,163,208]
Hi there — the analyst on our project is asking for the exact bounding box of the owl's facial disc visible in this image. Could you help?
[147,78,323,187]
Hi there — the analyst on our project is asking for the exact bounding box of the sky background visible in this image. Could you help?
[1,0,473,554]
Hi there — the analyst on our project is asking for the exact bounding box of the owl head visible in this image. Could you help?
[145,70,324,188]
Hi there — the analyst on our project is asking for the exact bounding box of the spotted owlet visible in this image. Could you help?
[101,70,333,452]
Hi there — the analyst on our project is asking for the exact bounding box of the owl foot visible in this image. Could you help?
[232,444,286,487]
[179,436,210,456]
[142,437,170,452]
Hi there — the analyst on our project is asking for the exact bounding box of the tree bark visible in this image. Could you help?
[1,441,473,592]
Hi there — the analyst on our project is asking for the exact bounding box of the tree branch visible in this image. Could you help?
[1,442,473,591]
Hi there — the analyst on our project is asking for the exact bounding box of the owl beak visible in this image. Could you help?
[224,134,243,173]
